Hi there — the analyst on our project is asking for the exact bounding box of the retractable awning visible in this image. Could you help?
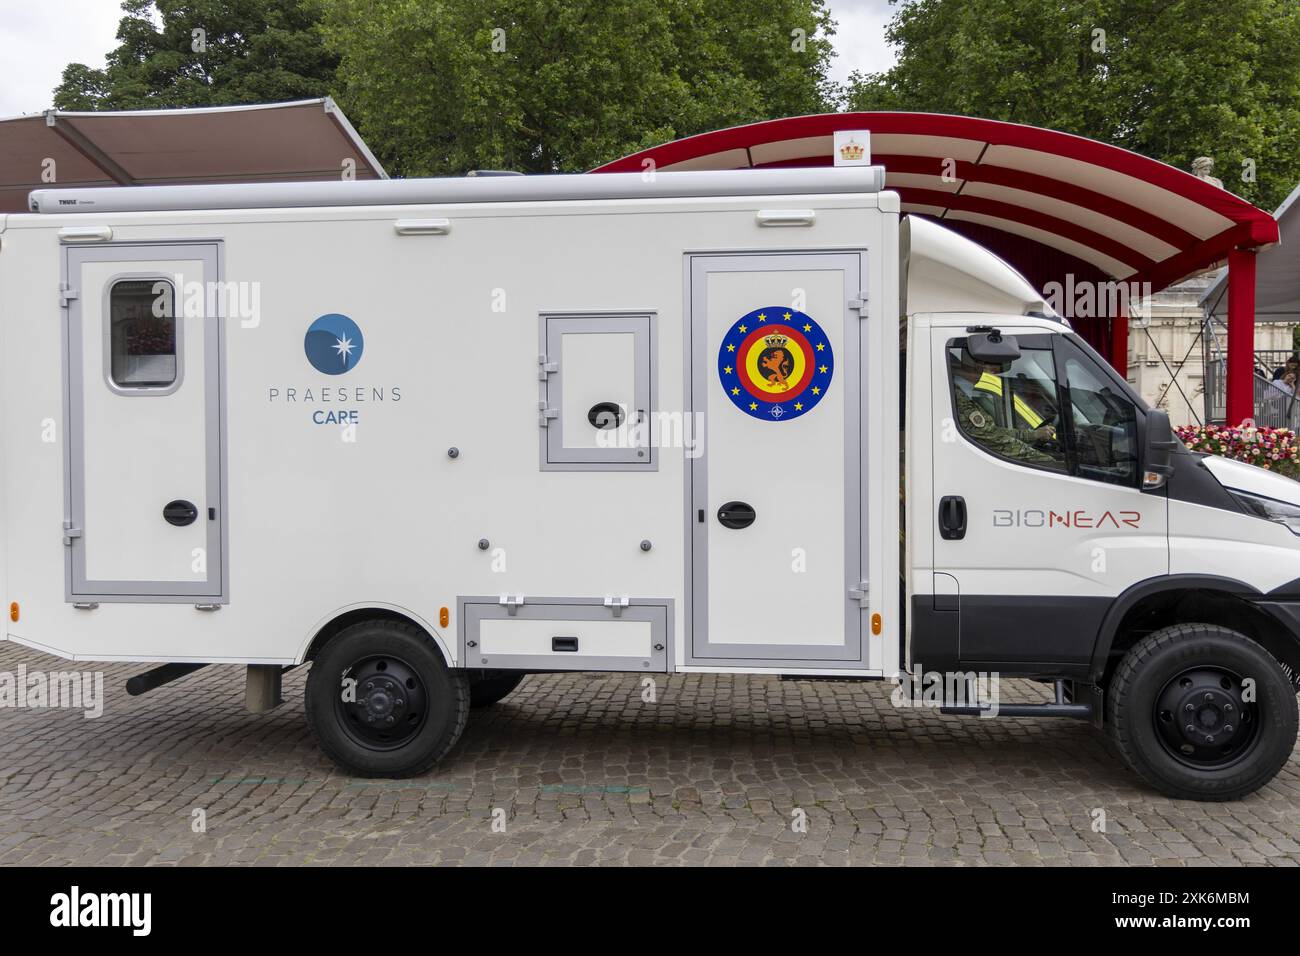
[0,97,386,214]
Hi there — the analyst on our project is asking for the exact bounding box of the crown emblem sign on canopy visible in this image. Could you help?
[838,139,865,161]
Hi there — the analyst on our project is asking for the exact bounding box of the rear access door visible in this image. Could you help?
[63,242,226,603]
[688,252,867,666]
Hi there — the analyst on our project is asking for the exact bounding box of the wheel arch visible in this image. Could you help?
[1091,575,1300,686]
[296,603,453,667]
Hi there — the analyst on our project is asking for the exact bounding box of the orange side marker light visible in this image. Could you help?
[870,612,882,635]
[9,602,18,623]
[439,606,449,628]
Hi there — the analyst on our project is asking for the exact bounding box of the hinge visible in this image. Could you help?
[61,520,81,547]
[848,291,868,316]
[538,402,558,427]
[848,581,870,608]
[604,596,630,618]
[59,284,79,308]
[537,355,558,380]
[72,602,98,610]
[499,593,525,616]
[194,603,221,611]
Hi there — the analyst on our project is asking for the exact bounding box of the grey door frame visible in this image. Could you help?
[62,240,228,602]
[685,250,868,666]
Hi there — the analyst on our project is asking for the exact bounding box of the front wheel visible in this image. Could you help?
[1107,623,1298,800]
[305,620,469,777]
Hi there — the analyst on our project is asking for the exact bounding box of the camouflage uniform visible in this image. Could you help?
[954,387,1059,465]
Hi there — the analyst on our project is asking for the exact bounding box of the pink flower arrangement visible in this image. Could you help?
[1177,424,1300,479]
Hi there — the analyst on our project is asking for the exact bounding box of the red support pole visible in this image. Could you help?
[1226,249,1258,426]
[1110,302,1129,379]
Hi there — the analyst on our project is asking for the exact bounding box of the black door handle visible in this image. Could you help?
[939,495,967,540]
[163,499,198,527]
[717,501,756,529]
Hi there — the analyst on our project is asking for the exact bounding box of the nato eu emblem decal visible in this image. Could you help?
[718,306,833,421]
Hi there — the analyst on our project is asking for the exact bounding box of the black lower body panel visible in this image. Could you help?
[910,594,1110,678]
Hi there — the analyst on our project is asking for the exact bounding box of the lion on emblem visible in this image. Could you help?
[759,348,792,390]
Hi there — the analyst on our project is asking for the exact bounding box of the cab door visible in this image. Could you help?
[922,324,1167,672]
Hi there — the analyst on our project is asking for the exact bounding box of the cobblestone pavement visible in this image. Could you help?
[0,643,1297,866]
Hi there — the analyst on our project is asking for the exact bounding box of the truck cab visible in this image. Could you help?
[903,216,1300,799]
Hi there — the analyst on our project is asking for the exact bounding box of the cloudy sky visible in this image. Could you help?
[0,0,900,117]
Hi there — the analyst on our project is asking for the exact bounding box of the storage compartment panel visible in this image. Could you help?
[459,596,670,672]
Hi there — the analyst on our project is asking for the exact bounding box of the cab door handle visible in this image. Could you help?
[939,495,967,540]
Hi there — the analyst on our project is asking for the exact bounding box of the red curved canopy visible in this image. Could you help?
[593,112,1278,299]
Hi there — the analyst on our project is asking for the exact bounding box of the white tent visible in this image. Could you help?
[1203,181,1300,324]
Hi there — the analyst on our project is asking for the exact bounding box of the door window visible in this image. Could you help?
[946,335,1141,487]
[108,278,178,390]
[946,342,1068,473]
[1061,344,1139,486]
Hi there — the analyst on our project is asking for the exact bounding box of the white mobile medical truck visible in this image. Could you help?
[2,167,1297,799]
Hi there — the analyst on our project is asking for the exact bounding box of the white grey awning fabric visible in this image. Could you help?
[0,98,386,214]
[1203,181,1300,324]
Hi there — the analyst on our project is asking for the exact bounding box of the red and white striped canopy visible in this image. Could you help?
[593,113,1278,296]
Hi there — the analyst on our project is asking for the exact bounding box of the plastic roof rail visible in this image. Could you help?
[28,167,885,215]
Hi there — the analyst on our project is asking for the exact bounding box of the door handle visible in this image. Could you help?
[938,495,967,540]
[163,499,199,527]
[717,501,756,529]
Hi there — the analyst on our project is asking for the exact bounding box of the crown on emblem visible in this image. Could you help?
[764,333,790,348]
[838,139,865,161]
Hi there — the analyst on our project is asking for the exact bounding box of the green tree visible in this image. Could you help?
[53,0,339,110]
[847,0,1300,210]
[319,0,838,176]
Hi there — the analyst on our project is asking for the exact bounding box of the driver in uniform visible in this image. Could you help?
[949,349,1060,465]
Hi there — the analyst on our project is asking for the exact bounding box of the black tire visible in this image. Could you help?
[1107,623,1299,800]
[305,619,469,777]
[470,673,526,709]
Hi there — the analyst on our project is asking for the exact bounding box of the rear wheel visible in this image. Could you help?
[470,673,526,709]
[1107,623,1298,800]
[305,620,469,777]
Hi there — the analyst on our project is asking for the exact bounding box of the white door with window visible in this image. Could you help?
[927,325,1167,668]
[64,243,224,601]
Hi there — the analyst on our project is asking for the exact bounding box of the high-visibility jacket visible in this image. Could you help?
[974,372,1044,429]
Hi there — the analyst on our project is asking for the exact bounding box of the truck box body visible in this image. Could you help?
[1,169,901,674]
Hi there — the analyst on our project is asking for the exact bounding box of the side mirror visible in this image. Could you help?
[1143,409,1178,489]
[966,330,1020,365]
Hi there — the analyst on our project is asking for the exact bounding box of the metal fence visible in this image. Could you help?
[1205,348,1300,428]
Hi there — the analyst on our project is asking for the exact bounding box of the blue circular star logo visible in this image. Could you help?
[305,313,364,375]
